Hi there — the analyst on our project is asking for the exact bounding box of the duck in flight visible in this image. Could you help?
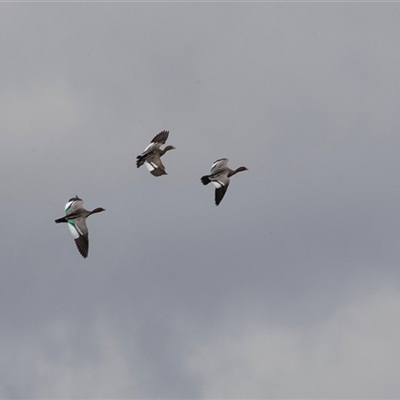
[201,158,248,205]
[136,130,175,176]
[55,196,105,258]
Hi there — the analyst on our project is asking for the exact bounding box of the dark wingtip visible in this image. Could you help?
[214,186,228,206]
[150,168,167,177]
[75,237,89,258]
[201,175,210,185]
[136,157,144,168]
[152,130,169,143]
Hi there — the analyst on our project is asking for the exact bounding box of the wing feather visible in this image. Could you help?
[68,218,89,258]
[151,130,169,144]
[74,233,89,258]
[65,197,83,215]
[215,183,229,206]
[145,154,167,176]
[137,131,169,161]
[210,158,229,173]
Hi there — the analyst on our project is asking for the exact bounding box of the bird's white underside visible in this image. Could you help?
[143,143,156,152]
[212,181,224,188]
[68,222,81,238]
[145,161,157,171]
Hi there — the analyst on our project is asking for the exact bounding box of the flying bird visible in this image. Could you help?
[55,196,105,258]
[136,131,175,176]
[201,158,248,205]
[136,130,175,176]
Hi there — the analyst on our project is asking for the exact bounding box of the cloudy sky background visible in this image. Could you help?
[1,3,400,398]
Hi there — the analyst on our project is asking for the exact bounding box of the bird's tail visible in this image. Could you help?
[55,216,67,223]
[201,175,211,185]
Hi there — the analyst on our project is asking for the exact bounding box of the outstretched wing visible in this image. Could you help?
[215,185,229,206]
[150,130,169,144]
[65,196,83,217]
[136,131,169,167]
[211,174,230,205]
[144,154,167,177]
[210,158,229,174]
[67,217,89,258]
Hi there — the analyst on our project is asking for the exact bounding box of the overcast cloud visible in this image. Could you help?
[1,3,400,399]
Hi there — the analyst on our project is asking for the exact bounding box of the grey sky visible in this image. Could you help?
[1,3,400,399]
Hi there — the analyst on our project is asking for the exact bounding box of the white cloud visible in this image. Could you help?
[36,335,138,399]
[187,284,400,399]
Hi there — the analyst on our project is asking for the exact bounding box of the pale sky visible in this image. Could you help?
[1,3,400,399]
